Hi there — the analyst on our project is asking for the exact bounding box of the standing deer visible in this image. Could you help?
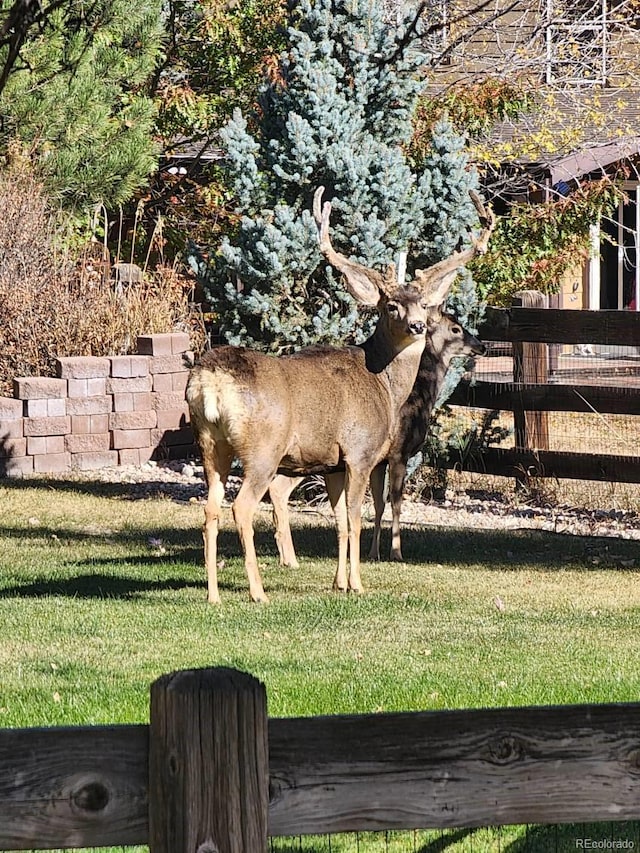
[187,186,493,602]
[269,312,485,568]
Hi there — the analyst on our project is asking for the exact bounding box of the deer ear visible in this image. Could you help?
[314,189,386,307]
[414,268,458,307]
[334,263,385,307]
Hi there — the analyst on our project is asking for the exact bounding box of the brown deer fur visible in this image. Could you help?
[187,187,494,602]
[268,313,485,570]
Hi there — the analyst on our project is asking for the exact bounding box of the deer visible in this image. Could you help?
[268,312,486,570]
[186,186,494,603]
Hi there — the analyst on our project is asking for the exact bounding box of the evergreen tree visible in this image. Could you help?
[193,0,482,351]
[0,0,164,211]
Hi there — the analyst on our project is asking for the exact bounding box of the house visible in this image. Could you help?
[425,0,640,312]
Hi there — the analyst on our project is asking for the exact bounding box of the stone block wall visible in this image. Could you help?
[0,333,197,477]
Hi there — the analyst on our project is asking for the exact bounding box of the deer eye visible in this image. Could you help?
[387,301,400,315]
[452,325,462,334]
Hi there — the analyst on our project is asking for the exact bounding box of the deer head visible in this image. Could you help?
[313,186,495,315]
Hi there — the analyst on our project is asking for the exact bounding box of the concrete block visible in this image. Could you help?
[112,429,152,449]
[32,452,72,473]
[172,371,190,393]
[24,416,71,437]
[0,456,34,477]
[67,378,108,399]
[112,393,134,413]
[0,398,23,419]
[66,396,112,416]
[109,411,157,431]
[72,451,119,471]
[27,436,65,455]
[0,419,24,438]
[106,376,153,394]
[151,426,194,447]
[118,447,155,466]
[152,392,188,411]
[137,333,173,356]
[25,398,66,417]
[110,355,150,378]
[65,433,110,453]
[156,408,190,431]
[14,376,67,400]
[0,438,27,458]
[152,373,173,393]
[56,357,111,379]
[148,353,194,374]
[170,333,191,354]
[152,442,198,461]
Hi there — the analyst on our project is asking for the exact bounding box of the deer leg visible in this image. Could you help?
[269,475,302,568]
[367,462,387,561]
[324,472,348,592]
[388,458,407,561]
[201,438,232,604]
[344,468,369,593]
[232,469,276,603]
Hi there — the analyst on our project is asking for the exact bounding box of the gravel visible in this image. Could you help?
[72,459,640,542]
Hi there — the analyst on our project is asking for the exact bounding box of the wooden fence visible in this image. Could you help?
[448,297,640,484]
[3,666,640,851]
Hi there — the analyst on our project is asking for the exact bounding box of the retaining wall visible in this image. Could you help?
[0,333,197,477]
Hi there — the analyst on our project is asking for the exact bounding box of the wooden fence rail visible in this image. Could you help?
[447,301,640,484]
[2,667,640,851]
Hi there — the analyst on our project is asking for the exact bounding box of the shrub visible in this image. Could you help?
[0,167,205,396]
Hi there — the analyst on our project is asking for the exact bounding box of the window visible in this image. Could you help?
[546,0,608,84]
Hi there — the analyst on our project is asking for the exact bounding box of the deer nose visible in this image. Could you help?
[408,321,426,336]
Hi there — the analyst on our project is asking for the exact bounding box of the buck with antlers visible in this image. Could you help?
[269,311,486,571]
[187,186,494,602]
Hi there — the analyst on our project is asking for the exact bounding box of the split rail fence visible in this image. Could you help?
[2,666,640,851]
[448,294,640,485]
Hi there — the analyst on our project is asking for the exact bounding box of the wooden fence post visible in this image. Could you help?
[512,292,550,486]
[149,667,269,853]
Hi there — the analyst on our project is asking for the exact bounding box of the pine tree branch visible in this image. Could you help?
[0,0,70,95]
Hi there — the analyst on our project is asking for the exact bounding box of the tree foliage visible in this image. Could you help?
[471,179,625,305]
[192,0,483,352]
[0,0,164,210]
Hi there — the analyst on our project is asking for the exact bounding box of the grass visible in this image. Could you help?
[0,475,639,852]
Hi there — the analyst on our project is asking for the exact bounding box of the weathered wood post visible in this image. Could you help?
[149,667,269,853]
[512,291,550,488]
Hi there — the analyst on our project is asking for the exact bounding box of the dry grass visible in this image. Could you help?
[0,166,205,396]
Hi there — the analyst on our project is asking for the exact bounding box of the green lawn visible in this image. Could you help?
[0,476,639,852]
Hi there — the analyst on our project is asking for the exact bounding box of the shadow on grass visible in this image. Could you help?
[1,520,637,604]
[0,571,205,599]
[0,472,205,502]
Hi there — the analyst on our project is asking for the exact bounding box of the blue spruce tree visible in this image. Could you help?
[193,0,482,351]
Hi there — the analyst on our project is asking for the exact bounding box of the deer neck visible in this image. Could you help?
[419,345,452,401]
[360,322,426,413]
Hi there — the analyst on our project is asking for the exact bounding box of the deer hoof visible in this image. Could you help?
[251,590,269,604]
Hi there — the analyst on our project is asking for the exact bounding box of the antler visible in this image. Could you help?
[313,187,397,306]
[413,190,496,307]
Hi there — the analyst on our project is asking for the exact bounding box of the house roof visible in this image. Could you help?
[532,138,640,185]
[477,88,640,197]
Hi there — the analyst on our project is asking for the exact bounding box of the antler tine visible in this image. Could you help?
[312,186,389,306]
[413,189,496,307]
[469,190,496,254]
